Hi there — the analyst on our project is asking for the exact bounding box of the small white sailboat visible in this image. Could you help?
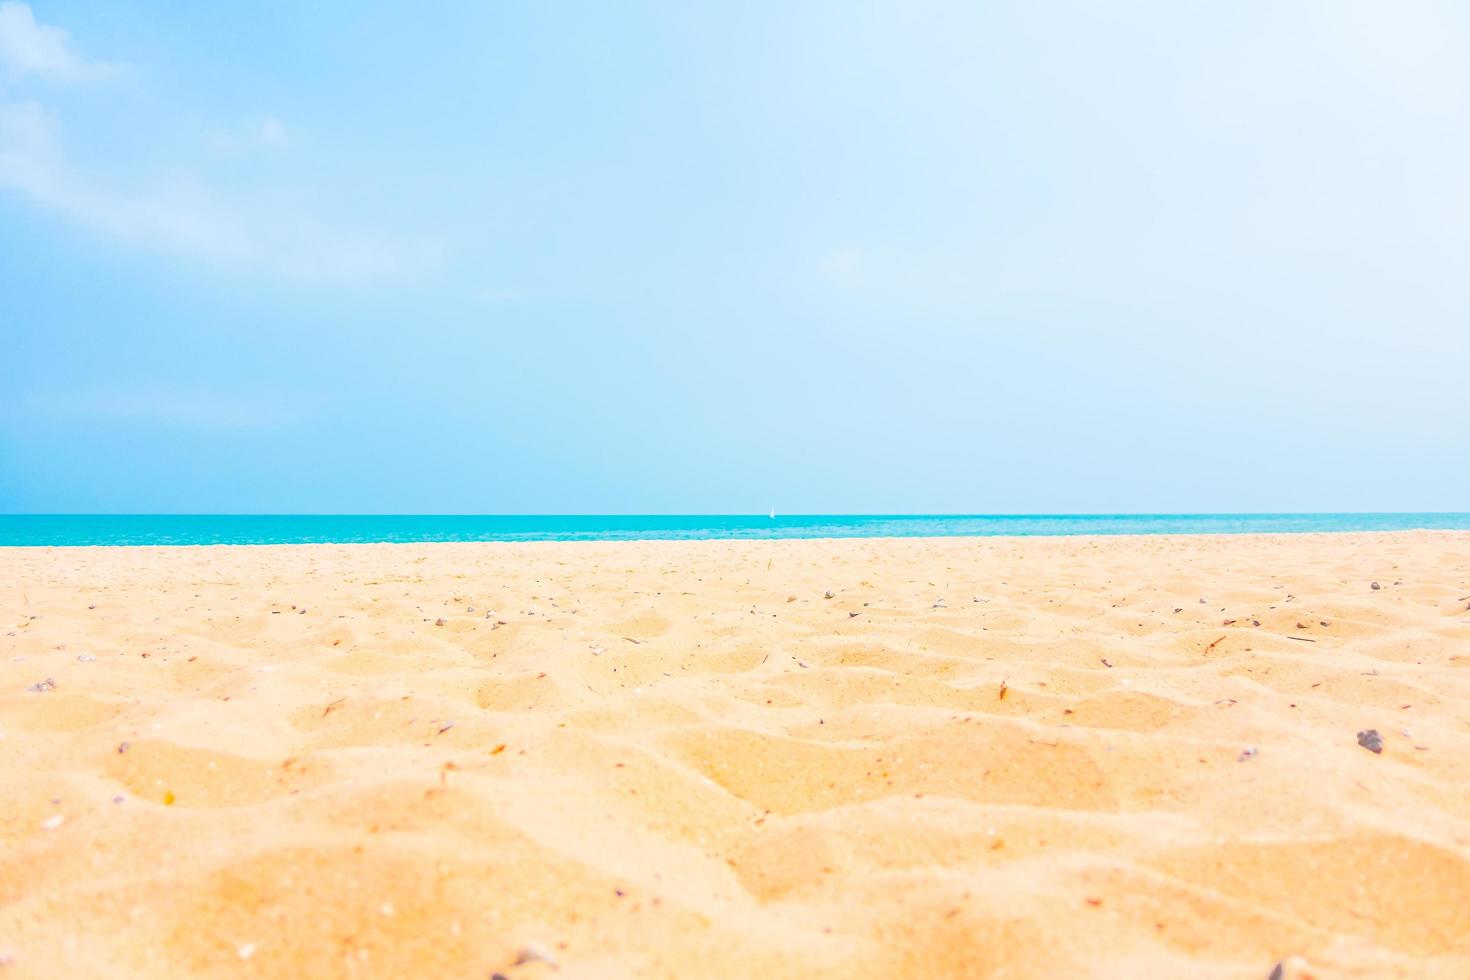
[769,507,776,519]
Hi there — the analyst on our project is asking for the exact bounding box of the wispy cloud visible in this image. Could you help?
[0,8,435,282]
[0,100,430,279]
[209,115,289,154]
[1,100,250,259]
[0,2,116,81]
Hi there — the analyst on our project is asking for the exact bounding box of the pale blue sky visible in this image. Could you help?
[2,1,1467,513]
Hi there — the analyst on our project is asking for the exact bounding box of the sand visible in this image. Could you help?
[2,531,1469,978]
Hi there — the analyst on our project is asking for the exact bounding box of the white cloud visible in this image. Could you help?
[260,116,287,146]
[1,101,250,260]
[0,7,432,282]
[210,115,289,153]
[0,2,116,81]
[0,100,433,281]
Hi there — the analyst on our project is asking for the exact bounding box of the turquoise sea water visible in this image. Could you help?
[1,514,1468,547]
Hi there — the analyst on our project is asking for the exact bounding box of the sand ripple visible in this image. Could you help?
[2,532,1469,977]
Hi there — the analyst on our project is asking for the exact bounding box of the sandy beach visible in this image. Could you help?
[2,531,1468,978]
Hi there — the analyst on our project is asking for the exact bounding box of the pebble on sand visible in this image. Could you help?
[1356,729,1384,754]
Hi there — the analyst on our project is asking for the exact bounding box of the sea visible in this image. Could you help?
[1,513,1468,547]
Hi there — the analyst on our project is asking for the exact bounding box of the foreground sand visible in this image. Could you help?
[2,532,1469,978]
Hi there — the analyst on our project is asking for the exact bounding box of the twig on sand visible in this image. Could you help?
[514,944,557,968]
[1287,636,1316,643]
[1203,636,1226,654]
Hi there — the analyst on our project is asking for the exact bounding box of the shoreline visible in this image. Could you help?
[5,514,1470,550]
[5,526,1470,551]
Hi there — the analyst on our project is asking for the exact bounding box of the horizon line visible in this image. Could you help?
[5,512,1469,519]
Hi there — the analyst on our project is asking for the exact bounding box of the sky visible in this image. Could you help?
[2,1,1468,514]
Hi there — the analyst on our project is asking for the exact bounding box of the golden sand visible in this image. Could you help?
[2,532,1469,978]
